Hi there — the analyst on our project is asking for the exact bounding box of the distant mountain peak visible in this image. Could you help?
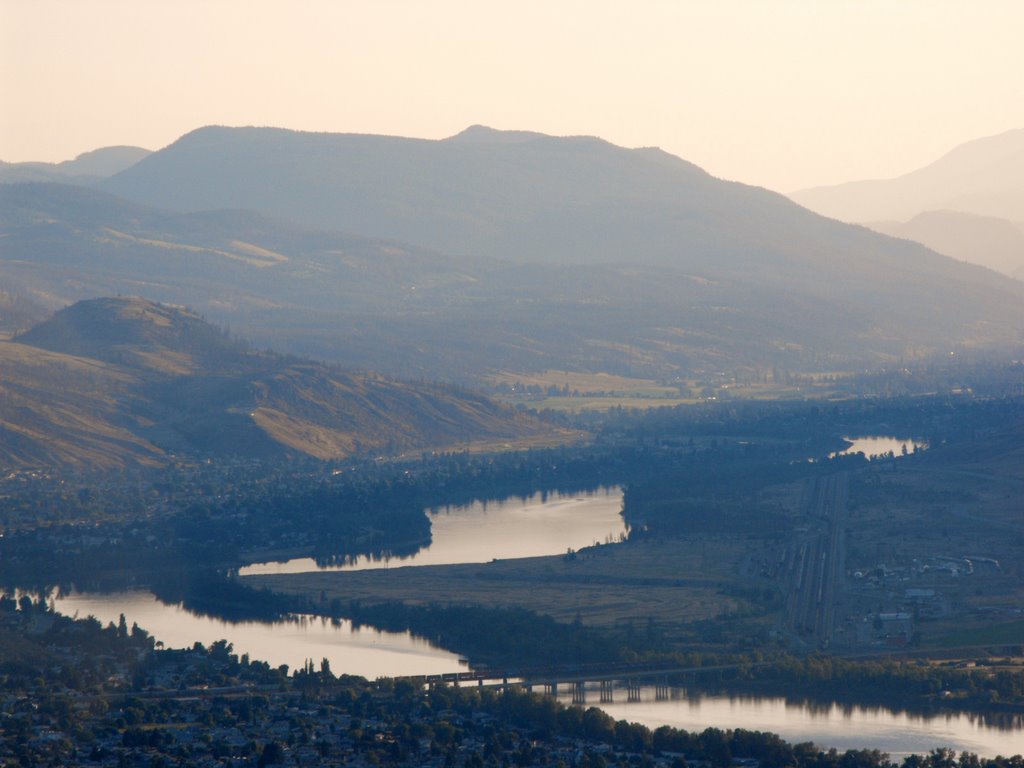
[60,145,151,176]
[0,145,151,184]
[929,127,1024,169]
[445,125,550,144]
[790,127,1024,222]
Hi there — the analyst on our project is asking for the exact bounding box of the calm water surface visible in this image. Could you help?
[44,485,1023,756]
[51,590,466,678]
[832,436,927,459]
[239,486,626,575]
[560,687,1021,758]
[49,488,625,676]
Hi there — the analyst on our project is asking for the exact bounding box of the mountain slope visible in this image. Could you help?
[91,125,1024,366]
[0,146,151,184]
[0,182,474,319]
[867,211,1024,279]
[5,166,1024,379]
[0,290,47,337]
[790,128,1024,223]
[99,125,1017,287]
[0,340,162,470]
[0,298,554,470]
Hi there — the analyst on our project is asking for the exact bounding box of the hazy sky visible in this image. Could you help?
[3,0,1022,191]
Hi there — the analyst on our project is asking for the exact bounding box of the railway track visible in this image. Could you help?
[786,472,847,648]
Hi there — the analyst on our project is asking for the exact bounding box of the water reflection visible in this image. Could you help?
[50,589,466,678]
[239,486,626,575]
[831,436,927,460]
[36,589,1024,755]
[559,686,1020,758]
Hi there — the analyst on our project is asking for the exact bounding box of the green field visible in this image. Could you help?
[930,619,1024,649]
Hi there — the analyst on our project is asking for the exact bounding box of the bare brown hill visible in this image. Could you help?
[0,340,161,470]
[1,298,556,470]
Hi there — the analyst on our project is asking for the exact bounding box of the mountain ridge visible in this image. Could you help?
[98,125,1020,297]
[866,210,1024,279]
[3,123,1023,379]
[0,145,151,184]
[790,128,1024,223]
[98,124,819,269]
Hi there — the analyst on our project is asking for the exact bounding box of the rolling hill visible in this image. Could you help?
[0,145,151,185]
[3,124,1024,379]
[0,297,555,470]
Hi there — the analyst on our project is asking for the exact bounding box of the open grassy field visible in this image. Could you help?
[487,370,680,397]
[840,428,1024,652]
[486,369,695,412]
[425,427,591,455]
[520,395,697,413]
[243,536,752,630]
[930,619,1024,649]
[487,369,855,412]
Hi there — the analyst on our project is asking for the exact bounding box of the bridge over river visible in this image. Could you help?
[397,661,755,704]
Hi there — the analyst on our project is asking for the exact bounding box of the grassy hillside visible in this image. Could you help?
[0,297,555,470]
[0,341,162,469]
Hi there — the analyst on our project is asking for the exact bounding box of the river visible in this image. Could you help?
[50,487,627,677]
[39,583,1024,757]
[556,686,1021,758]
[832,436,927,459]
[50,589,466,677]
[43,478,1021,757]
[239,486,627,575]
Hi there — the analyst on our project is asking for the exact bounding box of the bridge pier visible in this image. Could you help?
[599,680,614,703]
[571,682,586,705]
[655,678,669,701]
[543,682,558,696]
[626,679,641,702]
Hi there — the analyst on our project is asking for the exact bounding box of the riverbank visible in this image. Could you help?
[2,600,1021,765]
[242,536,746,629]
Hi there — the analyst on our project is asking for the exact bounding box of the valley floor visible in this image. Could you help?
[244,426,1024,664]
